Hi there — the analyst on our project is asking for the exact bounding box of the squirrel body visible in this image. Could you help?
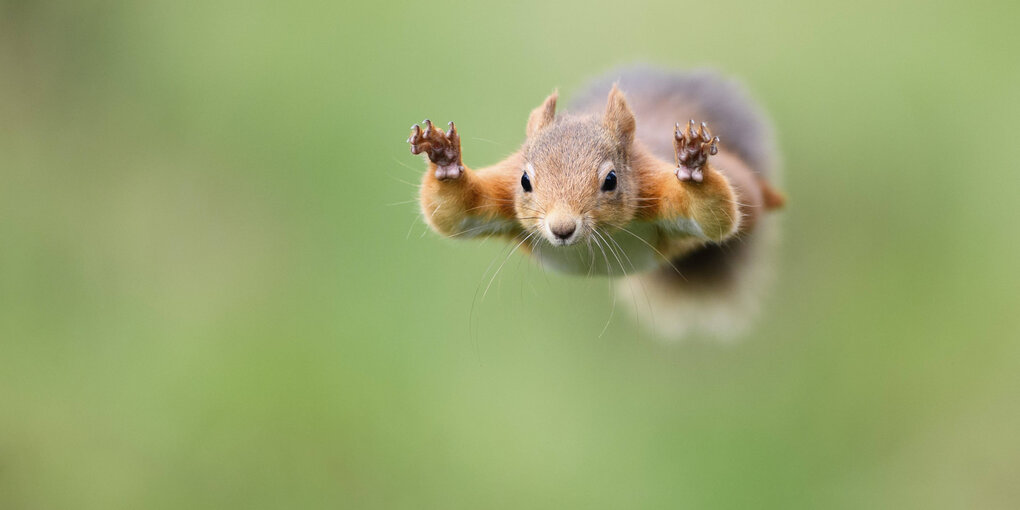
[409,67,785,338]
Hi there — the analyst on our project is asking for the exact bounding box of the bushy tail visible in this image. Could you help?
[615,218,780,340]
[572,66,781,340]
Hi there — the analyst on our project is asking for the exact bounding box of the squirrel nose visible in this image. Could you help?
[549,219,577,240]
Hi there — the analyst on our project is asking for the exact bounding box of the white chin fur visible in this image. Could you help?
[545,234,579,246]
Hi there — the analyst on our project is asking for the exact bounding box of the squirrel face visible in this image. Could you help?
[515,87,638,246]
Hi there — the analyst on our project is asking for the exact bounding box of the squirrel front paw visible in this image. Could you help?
[408,119,463,180]
[673,120,720,183]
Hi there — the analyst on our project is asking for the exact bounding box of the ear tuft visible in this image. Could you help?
[604,84,635,145]
[526,90,558,137]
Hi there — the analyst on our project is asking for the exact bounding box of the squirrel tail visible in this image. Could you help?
[614,219,780,340]
[573,66,781,340]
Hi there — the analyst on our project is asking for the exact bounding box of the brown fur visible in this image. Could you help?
[418,153,520,237]
[412,67,785,338]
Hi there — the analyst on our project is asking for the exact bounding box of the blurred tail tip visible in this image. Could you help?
[616,276,759,342]
[614,217,780,343]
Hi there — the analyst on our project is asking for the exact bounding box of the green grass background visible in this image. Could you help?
[2,0,1019,508]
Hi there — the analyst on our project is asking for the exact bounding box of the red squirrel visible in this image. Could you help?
[408,67,785,338]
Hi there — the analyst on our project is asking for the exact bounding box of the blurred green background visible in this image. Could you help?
[2,0,1019,508]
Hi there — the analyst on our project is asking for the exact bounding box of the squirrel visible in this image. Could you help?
[407,66,785,339]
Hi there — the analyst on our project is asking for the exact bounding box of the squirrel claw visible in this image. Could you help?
[706,137,719,155]
[407,124,423,152]
[673,119,719,183]
[408,118,464,180]
[445,121,460,146]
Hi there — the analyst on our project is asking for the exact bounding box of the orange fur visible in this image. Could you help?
[417,95,767,253]
[418,153,521,238]
[411,69,786,339]
[413,73,784,282]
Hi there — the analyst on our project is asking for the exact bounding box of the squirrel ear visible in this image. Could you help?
[604,84,635,145]
[526,91,558,137]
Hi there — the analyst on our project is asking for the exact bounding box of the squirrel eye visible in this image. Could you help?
[601,170,617,192]
[521,172,533,192]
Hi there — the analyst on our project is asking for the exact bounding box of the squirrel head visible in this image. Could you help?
[516,85,639,246]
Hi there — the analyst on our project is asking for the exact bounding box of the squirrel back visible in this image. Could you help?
[569,66,777,180]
